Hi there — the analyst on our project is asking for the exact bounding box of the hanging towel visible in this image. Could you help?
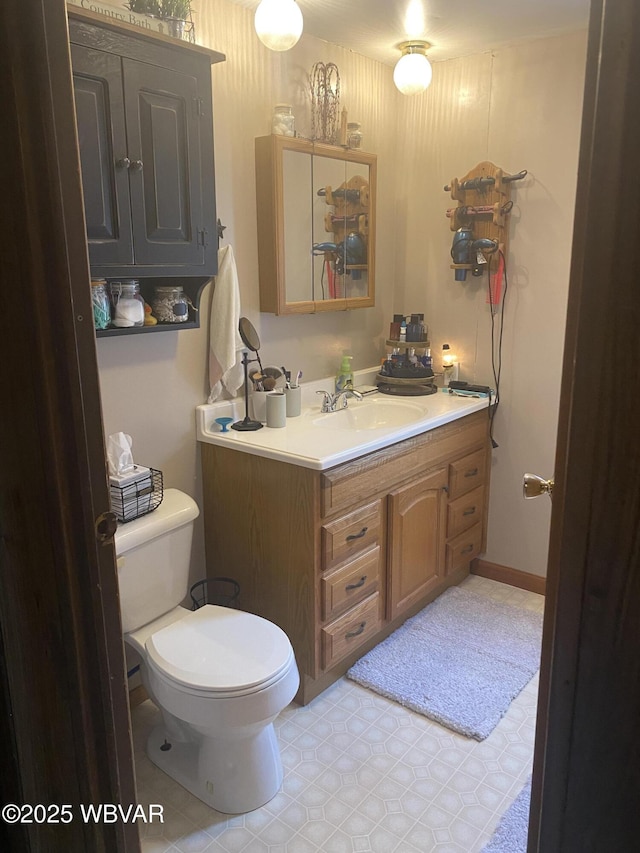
[207,244,244,402]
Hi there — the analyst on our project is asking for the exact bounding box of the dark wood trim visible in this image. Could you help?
[530,0,640,848]
[0,1,138,850]
[471,559,546,596]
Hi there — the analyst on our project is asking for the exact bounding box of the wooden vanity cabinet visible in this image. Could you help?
[201,409,490,704]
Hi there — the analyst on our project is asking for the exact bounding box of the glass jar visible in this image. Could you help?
[109,280,145,328]
[90,278,111,330]
[347,121,363,149]
[152,285,189,324]
[272,104,295,137]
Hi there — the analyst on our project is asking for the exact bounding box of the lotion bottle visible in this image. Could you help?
[335,355,354,392]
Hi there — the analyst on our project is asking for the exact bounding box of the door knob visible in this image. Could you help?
[523,473,554,499]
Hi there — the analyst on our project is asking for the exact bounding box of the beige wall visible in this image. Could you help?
[97,0,587,582]
[396,32,587,576]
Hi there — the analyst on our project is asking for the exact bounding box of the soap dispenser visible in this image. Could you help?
[335,355,354,392]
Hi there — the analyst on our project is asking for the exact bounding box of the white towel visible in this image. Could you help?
[207,244,244,402]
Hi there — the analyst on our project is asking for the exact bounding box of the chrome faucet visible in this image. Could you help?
[316,387,364,413]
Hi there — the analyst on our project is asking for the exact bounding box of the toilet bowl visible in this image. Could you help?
[115,489,299,813]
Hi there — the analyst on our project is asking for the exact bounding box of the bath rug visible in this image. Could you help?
[482,778,531,852]
[347,586,542,740]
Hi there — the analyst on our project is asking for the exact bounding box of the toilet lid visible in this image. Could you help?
[145,605,294,694]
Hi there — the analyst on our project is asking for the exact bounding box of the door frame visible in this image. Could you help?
[0,1,138,850]
[2,0,639,850]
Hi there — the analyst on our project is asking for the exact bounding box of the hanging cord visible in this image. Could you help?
[488,250,508,448]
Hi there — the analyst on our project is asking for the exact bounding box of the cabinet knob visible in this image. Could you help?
[345,575,367,592]
[129,159,144,171]
[116,157,131,169]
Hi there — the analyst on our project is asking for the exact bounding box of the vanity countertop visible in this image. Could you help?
[196,370,491,471]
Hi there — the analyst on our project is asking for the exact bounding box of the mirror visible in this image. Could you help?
[238,316,261,352]
[233,317,264,432]
[255,135,376,315]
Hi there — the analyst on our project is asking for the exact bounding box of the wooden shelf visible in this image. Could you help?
[94,276,208,338]
[96,321,199,338]
[385,339,430,348]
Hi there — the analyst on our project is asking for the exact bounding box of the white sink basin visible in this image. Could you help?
[312,398,425,431]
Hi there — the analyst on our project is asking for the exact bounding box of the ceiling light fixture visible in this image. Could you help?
[254,0,303,52]
[393,40,433,96]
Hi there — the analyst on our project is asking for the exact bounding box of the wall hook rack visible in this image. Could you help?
[444,162,526,280]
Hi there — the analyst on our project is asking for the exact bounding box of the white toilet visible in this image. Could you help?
[115,488,300,814]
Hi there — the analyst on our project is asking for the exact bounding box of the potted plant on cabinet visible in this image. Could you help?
[126,0,193,39]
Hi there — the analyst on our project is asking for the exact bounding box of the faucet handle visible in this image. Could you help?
[316,389,334,413]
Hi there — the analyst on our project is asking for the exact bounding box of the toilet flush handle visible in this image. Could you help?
[95,511,118,544]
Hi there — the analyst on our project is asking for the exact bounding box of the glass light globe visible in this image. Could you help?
[393,51,433,96]
[255,0,303,52]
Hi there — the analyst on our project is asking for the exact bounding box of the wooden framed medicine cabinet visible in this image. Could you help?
[255,135,377,315]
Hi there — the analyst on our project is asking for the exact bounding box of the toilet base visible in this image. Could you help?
[147,722,284,814]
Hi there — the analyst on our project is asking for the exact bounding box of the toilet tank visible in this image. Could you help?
[114,488,200,634]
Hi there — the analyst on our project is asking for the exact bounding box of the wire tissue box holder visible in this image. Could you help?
[110,467,163,523]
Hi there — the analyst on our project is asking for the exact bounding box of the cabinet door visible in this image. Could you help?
[122,59,204,267]
[72,45,134,266]
[388,467,448,619]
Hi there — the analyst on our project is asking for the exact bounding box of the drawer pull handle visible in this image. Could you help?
[463,507,477,516]
[464,468,479,478]
[461,544,474,555]
[346,526,368,542]
[346,621,367,639]
[345,575,367,591]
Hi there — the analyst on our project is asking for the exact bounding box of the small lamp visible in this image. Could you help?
[393,41,433,96]
[254,0,303,52]
[442,343,459,386]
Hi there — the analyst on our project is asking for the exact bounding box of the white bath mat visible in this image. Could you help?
[347,586,543,740]
[482,778,531,851]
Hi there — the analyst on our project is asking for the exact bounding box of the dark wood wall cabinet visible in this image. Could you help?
[68,8,224,335]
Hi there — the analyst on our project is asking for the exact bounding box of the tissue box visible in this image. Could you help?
[110,467,163,523]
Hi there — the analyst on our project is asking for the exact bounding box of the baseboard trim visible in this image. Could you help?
[471,559,546,595]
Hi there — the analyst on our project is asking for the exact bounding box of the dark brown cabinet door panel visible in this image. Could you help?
[72,44,133,265]
[123,59,203,267]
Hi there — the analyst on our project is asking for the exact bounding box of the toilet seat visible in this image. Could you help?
[145,604,295,698]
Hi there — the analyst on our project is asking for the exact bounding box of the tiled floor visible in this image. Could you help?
[133,576,544,852]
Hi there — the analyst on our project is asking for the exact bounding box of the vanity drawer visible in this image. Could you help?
[447,486,485,539]
[321,546,381,621]
[448,449,486,500]
[446,523,482,574]
[321,593,381,670]
[321,500,383,572]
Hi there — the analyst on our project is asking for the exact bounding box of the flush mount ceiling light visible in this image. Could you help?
[254,0,303,52]
[393,40,433,96]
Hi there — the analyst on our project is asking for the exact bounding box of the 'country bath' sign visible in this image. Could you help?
[66,0,171,37]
